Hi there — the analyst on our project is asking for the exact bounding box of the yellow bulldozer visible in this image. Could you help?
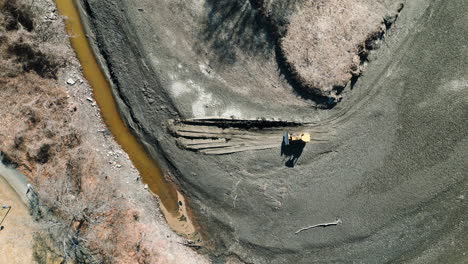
[283,132,310,145]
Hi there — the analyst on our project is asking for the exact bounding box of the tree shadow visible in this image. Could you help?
[280,140,305,168]
[198,0,275,64]
[198,0,339,108]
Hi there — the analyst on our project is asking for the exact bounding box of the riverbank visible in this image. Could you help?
[54,0,198,238]
[0,0,208,262]
[79,0,468,262]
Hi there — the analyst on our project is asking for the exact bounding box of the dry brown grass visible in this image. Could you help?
[0,1,175,263]
[281,0,400,97]
[0,53,157,264]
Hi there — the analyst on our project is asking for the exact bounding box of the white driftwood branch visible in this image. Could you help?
[295,218,342,234]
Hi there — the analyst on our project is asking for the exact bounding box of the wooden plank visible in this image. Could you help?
[178,138,226,145]
[201,143,279,155]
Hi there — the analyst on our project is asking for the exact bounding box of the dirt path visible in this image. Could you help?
[0,175,36,264]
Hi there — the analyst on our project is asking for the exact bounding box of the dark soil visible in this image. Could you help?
[8,41,62,78]
[2,0,34,31]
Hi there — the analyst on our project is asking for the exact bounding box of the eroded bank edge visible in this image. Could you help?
[61,0,200,238]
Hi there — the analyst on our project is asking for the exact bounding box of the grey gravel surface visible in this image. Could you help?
[79,0,467,262]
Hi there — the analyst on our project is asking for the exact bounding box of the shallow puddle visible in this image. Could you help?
[55,0,195,236]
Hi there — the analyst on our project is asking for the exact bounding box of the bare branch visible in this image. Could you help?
[295,218,342,234]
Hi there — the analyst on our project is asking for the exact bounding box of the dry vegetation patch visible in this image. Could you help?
[1,0,34,31]
[281,0,402,98]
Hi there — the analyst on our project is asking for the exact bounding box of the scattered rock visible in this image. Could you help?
[69,104,77,112]
[47,13,57,20]
[66,78,76,85]
[144,184,148,189]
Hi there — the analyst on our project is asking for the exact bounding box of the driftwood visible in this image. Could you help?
[168,119,334,155]
[178,241,202,250]
[295,218,342,234]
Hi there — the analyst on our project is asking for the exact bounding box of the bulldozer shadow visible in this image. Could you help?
[281,141,306,168]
